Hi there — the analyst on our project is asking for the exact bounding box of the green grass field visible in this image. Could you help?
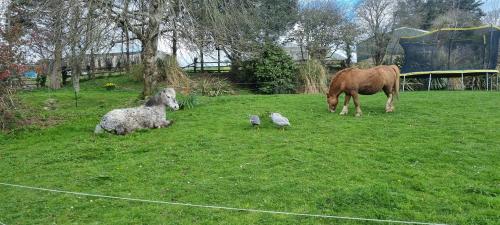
[1,76,499,224]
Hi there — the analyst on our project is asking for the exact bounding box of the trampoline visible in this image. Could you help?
[399,25,500,91]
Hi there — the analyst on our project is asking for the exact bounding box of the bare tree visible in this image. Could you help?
[432,9,481,29]
[99,0,171,98]
[199,0,297,64]
[202,0,264,62]
[23,0,72,89]
[357,0,395,65]
[393,0,425,29]
[483,0,500,26]
[293,0,344,60]
[47,0,66,89]
[0,1,9,19]
[339,21,360,67]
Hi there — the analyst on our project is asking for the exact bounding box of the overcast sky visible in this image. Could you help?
[482,0,499,12]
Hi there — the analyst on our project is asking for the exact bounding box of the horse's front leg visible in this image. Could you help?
[340,94,351,116]
[160,119,173,128]
[352,93,362,117]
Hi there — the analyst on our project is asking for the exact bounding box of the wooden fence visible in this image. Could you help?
[182,60,231,73]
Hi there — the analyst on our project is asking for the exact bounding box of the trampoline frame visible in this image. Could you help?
[400,70,499,91]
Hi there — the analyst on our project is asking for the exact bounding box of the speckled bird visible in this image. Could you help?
[249,115,261,127]
[270,113,290,129]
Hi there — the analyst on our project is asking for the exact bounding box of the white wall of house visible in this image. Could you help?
[158,37,230,67]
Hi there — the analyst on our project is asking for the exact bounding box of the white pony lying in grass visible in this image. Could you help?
[95,88,179,135]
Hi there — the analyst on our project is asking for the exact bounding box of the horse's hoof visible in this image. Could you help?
[355,113,362,117]
[340,111,348,116]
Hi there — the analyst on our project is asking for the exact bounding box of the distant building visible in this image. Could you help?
[282,42,357,63]
[356,27,429,63]
[81,41,169,70]
[85,51,141,70]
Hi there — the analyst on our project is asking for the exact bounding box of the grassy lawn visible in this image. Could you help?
[1,76,499,224]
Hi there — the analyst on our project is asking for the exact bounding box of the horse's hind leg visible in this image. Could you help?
[352,93,362,117]
[340,94,351,115]
[385,93,394,113]
[383,87,394,113]
[115,125,127,135]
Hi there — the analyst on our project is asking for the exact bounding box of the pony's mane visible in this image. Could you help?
[145,92,162,107]
[145,88,176,107]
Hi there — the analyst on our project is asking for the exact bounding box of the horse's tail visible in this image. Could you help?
[390,65,400,100]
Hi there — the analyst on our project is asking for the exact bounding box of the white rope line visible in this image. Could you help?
[0,182,447,225]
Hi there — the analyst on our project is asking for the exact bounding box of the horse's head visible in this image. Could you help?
[146,88,179,110]
[326,93,338,113]
[161,88,179,110]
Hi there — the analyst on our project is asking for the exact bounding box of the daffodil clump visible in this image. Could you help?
[104,82,116,90]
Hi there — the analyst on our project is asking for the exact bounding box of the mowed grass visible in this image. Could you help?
[0,76,499,224]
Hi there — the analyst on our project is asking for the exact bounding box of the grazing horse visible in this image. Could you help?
[326,65,400,116]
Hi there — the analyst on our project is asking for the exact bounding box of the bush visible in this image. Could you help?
[177,93,199,110]
[129,64,144,82]
[0,82,21,131]
[36,74,47,87]
[297,59,328,94]
[231,60,258,85]
[194,76,234,97]
[254,44,297,94]
[393,56,404,68]
[157,55,191,88]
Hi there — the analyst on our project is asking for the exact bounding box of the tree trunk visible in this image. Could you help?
[70,2,81,93]
[49,40,62,89]
[373,35,387,65]
[125,31,130,73]
[90,48,96,79]
[172,27,178,56]
[200,47,204,72]
[71,56,81,92]
[345,42,352,67]
[172,0,179,57]
[141,38,158,98]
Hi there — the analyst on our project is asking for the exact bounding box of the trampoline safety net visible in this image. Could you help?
[399,26,500,74]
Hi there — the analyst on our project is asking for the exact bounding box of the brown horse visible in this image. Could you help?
[326,65,400,116]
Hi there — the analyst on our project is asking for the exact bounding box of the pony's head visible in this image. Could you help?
[146,88,179,110]
[326,93,338,112]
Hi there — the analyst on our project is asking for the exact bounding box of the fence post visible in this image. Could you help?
[193,57,198,73]
[217,47,221,73]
